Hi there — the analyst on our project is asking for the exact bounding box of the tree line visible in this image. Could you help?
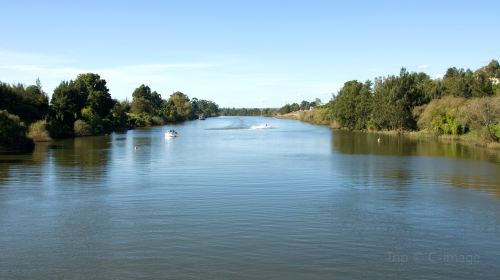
[286,59,500,144]
[219,99,321,117]
[0,73,219,152]
[219,107,276,116]
[277,99,322,115]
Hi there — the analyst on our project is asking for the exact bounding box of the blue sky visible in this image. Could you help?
[1,0,499,107]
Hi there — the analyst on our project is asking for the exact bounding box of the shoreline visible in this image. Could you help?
[26,117,213,144]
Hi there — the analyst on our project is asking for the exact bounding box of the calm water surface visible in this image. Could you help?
[1,116,500,279]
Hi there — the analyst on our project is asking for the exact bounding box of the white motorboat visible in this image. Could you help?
[165,130,178,138]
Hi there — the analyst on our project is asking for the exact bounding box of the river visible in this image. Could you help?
[1,116,499,279]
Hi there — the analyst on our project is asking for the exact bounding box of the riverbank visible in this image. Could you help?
[26,116,213,145]
[277,110,500,152]
[1,74,220,151]
[276,108,340,128]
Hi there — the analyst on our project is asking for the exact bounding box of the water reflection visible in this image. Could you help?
[331,130,500,197]
[0,143,50,185]
[51,136,111,183]
[331,131,498,162]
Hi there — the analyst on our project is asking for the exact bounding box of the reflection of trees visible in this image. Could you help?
[331,131,418,156]
[0,143,50,185]
[331,131,499,163]
[1,136,112,186]
[449,173,500,198]
[53,136,111,182]
[331,130,500,198]
[0,158,18,185]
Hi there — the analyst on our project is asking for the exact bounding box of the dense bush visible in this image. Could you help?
[110,101,132,130]
[415,96,467,135]
[299,106,334,125]
[151,116,164,126]
[431,115,465,135]
[489,124,500,140]
[46,120,73,138]
[0,81,49,124]
[128,113,152,127]
[0,110,34,152]
[460,96,500,141]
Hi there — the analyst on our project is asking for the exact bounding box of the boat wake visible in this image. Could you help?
[249,124,271,129]
[207,124,272,130]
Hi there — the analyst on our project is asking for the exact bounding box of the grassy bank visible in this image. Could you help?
[276,107,340,128]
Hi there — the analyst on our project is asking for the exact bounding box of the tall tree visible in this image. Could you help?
[332,80,373,130]
[131,84,163,115]
[50,81,83,127]
[0,82,49,123]
[163,91,192,121]
[74,73,114,118]
[371,69,427,130]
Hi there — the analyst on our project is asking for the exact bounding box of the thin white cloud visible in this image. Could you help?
[417,64,429,69]
[0,57,218,100]
[0,49,338,107]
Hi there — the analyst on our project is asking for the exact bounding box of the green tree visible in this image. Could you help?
[356,81,373,129]
[300,100,311,110]
[371,69,427,130]
[49,74,117,136]
[422,78,443,101]
[162,91,192,122]
[110,100,131,130]
[442,67,493,98]
[75,73,114,120]
[471,71,494,97]
[191,98,219,118]
[0,82,49,123]
[131,84,163,115]
[278,104,292,114]
[290,103,300,112]
[443,67,471,97]
[332,80,363,129]
[50,81,83,134]
[160,99,178,122]
[478,59,500,78]
[332,80,373,130]
[0,110,34,152]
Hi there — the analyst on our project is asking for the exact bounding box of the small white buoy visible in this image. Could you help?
[377,137,381,143]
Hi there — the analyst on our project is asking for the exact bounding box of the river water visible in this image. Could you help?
[1,116,499,279]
